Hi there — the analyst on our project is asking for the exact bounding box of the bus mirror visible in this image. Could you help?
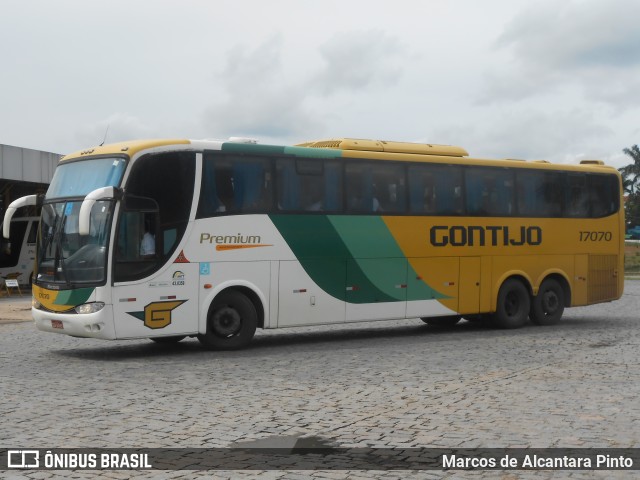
[2,195,38,239]
[79,186,121,236]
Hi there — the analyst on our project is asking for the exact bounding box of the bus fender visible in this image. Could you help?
[199,280,268,335]
[532,269,571,295]
[490,271,533,312]
[532,269,572,307]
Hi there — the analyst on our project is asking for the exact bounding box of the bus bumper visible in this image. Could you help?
[33,305,116,340]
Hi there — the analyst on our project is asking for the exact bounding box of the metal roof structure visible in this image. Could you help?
[0,143,59,184]
[0,144,60,214]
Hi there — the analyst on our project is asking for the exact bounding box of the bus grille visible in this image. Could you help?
[588,255,618,303]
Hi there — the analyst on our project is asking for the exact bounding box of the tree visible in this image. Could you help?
[619,145,640,228]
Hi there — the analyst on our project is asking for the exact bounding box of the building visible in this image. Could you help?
[0,143,59,216]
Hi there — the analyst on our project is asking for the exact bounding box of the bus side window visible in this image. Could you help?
[565,173,589,217]
[199,154,273,217]
[199,155,228,215]
[409,164,463,215]
[346,163,374,213]
[465,167,514,216]
[589,174,619,218]
[276,159,301,211]
[323,162,343,212]
[436,166,463,215]
[232,159,273,213]
[372,163,406,213]
[346,162,405,213]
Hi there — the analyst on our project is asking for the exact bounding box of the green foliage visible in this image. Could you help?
[619,145,640,228]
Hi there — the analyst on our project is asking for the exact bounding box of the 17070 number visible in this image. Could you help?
[579,231,612,241]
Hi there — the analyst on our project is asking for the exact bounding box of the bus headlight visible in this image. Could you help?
[75,302,105,314]
[32,297,41,309]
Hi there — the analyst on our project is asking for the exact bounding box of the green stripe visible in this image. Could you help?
[220,143,342,159]
[283,146,342,159]
[53,287,94,306]
[270,215,446,303]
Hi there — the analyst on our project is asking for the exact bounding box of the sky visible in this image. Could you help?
[1,0,639,168]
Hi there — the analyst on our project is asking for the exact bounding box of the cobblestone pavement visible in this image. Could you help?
[1,282,639,479]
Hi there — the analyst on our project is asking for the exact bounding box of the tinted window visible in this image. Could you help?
[0,220,28,268]
[589,174,619,218]
[198,153,273,217]
[346,162,406,213]
[516,170,563,217]
[465,167,514,216]
[408,164,463,215]
[115,152,195,282]
[565,173,589,218]
[276,159,343,212]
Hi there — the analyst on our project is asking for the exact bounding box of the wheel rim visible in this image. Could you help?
[211,306,242,337]
[505,292,520,317]
[541,290,559,315]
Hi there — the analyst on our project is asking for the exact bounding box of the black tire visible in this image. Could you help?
[530,278,565,325]
[421,315,461,326]
[150,335,186,344]
[198,290,257,350]
[493,279,530,329]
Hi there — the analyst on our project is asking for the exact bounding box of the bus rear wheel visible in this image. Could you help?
[493,279,530,329]
[198,290,257,350]
[530,278,565,325]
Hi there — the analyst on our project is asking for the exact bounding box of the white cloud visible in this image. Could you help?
[480,0,640,107]
[202,30,405,140]
[74,113,154,148]
[202,36,320,138]
[311,30,405,95]
[432,108,613,163]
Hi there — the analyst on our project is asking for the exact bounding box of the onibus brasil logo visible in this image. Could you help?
[127,300,187,329]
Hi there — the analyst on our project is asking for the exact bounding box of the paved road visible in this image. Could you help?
[1,282,639,479]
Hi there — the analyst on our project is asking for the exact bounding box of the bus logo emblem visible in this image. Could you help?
[127,300,187,329]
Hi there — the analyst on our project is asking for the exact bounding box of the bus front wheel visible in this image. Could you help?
[493,279,530,329]
[198,290,257,350]
[530,278,565,325]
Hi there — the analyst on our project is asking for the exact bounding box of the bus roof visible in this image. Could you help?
[296,138,469,157]
[60,139,191,162]
[59,137,617,174]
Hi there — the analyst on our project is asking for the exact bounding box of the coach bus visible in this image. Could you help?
[0,216,38,285]
[2,137,623,349]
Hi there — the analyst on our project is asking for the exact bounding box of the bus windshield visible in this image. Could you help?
[46,157,126,199]
[36,200,113,286]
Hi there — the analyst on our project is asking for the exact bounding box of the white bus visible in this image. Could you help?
[0,216,38,285]
[2,138,623,349]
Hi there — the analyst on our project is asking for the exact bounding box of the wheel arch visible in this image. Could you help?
[491,272,533,312]
[535,271,572,308]
[199,281,267,335]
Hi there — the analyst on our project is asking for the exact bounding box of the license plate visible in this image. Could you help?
[51,320,64,329]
